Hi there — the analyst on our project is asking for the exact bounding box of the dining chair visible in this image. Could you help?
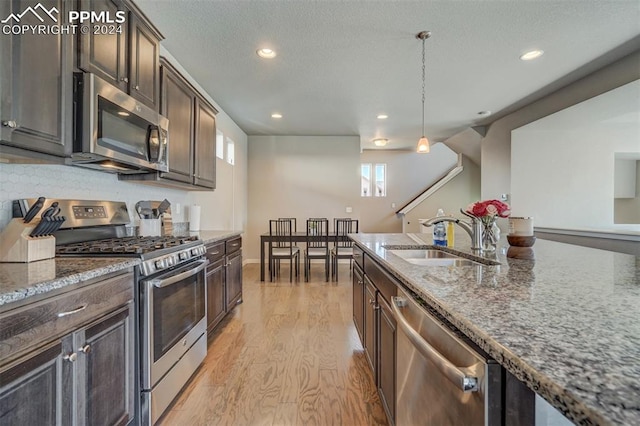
[304,218,329,282]
[331,218,359,281]
[269,219,300,282]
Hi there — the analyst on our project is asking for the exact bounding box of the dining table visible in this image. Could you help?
[259,231,340,281]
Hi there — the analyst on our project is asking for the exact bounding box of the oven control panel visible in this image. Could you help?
[140,244,206,276]
[72,205,107,219]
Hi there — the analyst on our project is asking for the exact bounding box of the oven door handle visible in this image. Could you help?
[149,259,209,288]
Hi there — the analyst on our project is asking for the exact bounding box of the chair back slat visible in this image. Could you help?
[335,219,359,248]
[270,219,294,251]
[306,218,329,249]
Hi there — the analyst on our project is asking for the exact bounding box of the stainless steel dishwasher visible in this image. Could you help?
[392,287,503,426]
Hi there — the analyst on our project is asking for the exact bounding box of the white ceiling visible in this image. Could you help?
[135,0,640,151]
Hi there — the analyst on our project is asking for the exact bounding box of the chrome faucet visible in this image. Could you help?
[422,209,484,251]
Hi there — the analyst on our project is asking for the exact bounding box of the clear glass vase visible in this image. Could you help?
[481,218,500,252]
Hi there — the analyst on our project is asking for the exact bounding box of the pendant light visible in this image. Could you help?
[416,31,431,153]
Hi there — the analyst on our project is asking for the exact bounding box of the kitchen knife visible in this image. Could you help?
[29,219,48,237]
[41,202,60,218]
[23,197,46,223]
[41,217,57,236]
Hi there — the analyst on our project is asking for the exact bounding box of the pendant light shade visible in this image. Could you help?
[416,31,431,153]
[417,136,430,153]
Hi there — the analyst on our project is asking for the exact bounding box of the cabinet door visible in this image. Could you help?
[378,297,396,424]
[78,0,128,92]
[0,341,71,425]
[129,13,159,109]
[0,0,72,158]
[160,62,195,182]
[194,97,217,189]
[225,250,243,308]
[206,259,226,334]
[363,277,377,378]
[352,263,365,344]
[76,304,134,426]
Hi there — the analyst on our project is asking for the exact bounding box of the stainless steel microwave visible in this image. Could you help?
[71,73,169,174]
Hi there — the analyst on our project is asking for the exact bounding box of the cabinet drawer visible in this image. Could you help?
[206,242,225,263]
[353,245,364,269]
[225,237,242,254]
[365,258,397,305]
[0,272,133,364]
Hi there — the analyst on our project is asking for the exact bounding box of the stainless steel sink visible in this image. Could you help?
[387,249,481,267]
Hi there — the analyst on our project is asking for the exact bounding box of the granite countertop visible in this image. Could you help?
[350,233,640,426]
[0,257,140,309]
[187,230,243,245]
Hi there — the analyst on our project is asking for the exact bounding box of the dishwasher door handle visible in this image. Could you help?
[391,296,479,392]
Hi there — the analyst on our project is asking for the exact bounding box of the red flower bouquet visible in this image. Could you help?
[466,199,511,219]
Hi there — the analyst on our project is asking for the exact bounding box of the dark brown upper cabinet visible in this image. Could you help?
[0,0,73,162]
[77,0,163,110]
[194,96,217,189]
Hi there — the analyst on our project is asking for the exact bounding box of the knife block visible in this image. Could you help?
[0,219,56,263]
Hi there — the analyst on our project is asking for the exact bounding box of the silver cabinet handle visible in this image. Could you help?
[134,85,140,90]
[79,344,91,354]
[57,304,88,317]
[63,353,77,362]
[120,77,129,83]
[391,296,479,392]
[2,120,18,128]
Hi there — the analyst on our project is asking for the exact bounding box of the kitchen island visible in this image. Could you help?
[350,233,639,426]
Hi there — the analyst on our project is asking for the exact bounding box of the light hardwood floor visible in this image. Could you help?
[158,263,388,426]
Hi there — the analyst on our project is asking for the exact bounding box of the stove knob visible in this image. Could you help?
[179,252,188,261]
[167,256,175,267]
[155,259,165,269]
[191,248,199,256]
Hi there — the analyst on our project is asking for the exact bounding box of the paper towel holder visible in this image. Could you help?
[189,205,201,232]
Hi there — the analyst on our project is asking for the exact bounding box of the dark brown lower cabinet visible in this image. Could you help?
[363,276,377,376]
[353,250,397,425]
[0,302,134,426]
[0,341,69,425]
[352,263,364,342]
[226,250,243,308]
[205,237,243,339]
[206,257,227,333]
[78,306,135,426]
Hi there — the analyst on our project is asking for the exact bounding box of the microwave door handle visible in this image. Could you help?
[149,260,209,288]
[147,124,160,162]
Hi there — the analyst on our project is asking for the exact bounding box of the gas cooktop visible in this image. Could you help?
[56,235,200,255]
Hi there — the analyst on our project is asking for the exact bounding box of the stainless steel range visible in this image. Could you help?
[14,199,208,426]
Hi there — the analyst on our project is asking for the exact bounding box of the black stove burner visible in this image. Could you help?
[56,235,199,255]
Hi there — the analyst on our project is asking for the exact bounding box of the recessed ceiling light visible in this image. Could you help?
[257,48,276,59]
[271,113,282,119]
[477,111,492,116]
[520,50,544,61]
[373,138,388,147]
[377,114,388,120]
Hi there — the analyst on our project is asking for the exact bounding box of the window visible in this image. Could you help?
[226,137,235,165]
[361,163,371,196]
[375,163,386,197]
[216,129,224,159]
[361,163,386,197]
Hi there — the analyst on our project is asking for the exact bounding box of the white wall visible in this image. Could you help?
[481,51,640,204]
[404,156,481,235]
[244,136,471,260]
[359,144,459,233]
[246,135,361,261]
[511,80,640,231]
